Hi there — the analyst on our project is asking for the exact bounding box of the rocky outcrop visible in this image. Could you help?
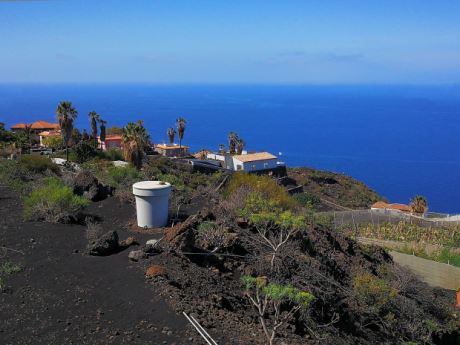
[71,170,111,201]
[163,209,213,247]
[128,250,146,262]
[86,230,120,256]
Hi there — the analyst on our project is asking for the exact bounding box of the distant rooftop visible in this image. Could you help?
[155,143,189,150]
[232,152,277,163]
[372,201,412,212]
[11,121,59,130]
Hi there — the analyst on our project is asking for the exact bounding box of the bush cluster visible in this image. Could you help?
[100,148,124,161]
[292,192,320,208]
[19,155,60,175]
[105,165,140,189]
[73,142,97,163]
[0,260,21,290]
[353,272,398,312]
[226,172,297,211]
[24,177,89,223]
[239,192,305,230]
[242,275,315,307]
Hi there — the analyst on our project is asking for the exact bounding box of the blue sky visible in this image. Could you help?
[1,0,459,83]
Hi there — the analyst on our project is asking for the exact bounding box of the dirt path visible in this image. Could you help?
[0,186,191,345]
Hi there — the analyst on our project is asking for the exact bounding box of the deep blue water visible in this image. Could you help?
[1,84,460,213]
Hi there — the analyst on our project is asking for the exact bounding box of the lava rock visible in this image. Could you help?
[146,239,159,246]
[143,239,162,254]
[128,250,145,262]
[120,236,137,248]
[87,230,120,256]
[71,170,110,201]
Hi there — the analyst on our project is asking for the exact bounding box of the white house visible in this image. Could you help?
[231,152,279,171]
[205,151,283,172]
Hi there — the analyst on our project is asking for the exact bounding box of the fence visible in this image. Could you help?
[329,209,460,229]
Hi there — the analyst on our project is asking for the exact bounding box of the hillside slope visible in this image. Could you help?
[288,167,385,211]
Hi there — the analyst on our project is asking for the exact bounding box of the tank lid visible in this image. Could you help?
[133,181,171,190]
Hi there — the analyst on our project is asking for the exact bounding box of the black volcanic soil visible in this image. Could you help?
[0,186,193,345]
[1,168,458,345]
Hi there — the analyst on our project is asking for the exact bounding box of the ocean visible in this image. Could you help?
[1,84,460,213]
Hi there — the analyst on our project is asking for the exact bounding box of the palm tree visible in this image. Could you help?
[176,117,186,148]
[228,131,238,154]
[236,138,245,155]
[56,101,78,161]
[99,119,107,150]
[82,129,90,143]
[88,111,100,148]
[122,120,150,169]
[410,196,428,215]
[167,127,176,144]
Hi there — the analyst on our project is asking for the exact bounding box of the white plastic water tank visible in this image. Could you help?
[132,181,172,228]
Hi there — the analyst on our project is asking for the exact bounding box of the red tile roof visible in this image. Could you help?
[387,203,412,212]
[233,152,277,163]
[30,121,59,129]
[371,202,412,213]
[11,123,28,129]
[11,121,59,130]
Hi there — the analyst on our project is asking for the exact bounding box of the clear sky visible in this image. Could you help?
[1,0,459,83]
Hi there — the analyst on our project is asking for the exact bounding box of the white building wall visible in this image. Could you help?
[206,153,225,161]
[233,158,278,172]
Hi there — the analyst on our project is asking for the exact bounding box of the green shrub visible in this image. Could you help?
[227,172,297,211]
[42,136,63,150]
[0,260,22,290]
[73,142,97,163]
[292,192,320,208]
[0,160,28,191]
[241,275,315,344]
[105,165,140,188]
[24,177,89,223]
[1,261,21,275]
[353,272,398,312]
[313,213,334,228]
[425,319,438,332]
[240,192,305,230]
[19,155,59,174]
[100,148,124,161]
[197,221,218,232]
[157,173,186,191]
[437,247,460,267]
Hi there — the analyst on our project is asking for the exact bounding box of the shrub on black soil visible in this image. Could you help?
[23,177,89,223]
[19,155,60,175]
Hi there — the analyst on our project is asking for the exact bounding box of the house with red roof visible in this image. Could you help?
[371,201,412,213]
[11,120,60,133]
[98,135,123,151]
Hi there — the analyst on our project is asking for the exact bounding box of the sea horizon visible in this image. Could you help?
[2,83,460,213]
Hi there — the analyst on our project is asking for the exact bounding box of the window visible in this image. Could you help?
[251,164,256,170]
[263,162,269,168]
